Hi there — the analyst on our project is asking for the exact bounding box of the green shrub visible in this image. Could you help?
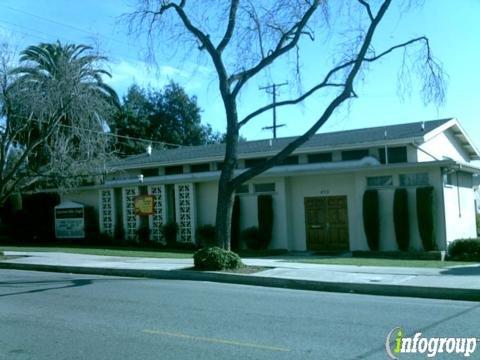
[416,186,436,251]
[161,222,178,247]
[363,189,380,251]
[257,194,273,250]
[136,226,150,244]
[448,239,480,261]
[114,223,125,242]
[193,246,244,270]
[476,214,480,237]
[393,188,410,251]
[97,232,114,245]
[242,226,262,250]
[230,196,241,251]
[196,224,216,248]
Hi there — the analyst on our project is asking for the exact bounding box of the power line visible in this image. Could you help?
[0,21,145,68]
[54,122,184,149]
[0,3,129,48]
[10,114,184,148]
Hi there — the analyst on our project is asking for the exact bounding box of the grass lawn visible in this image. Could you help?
[0,245,194,259]
[288,256,476,268]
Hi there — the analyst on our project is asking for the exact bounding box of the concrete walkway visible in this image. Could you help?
[1,251,480,301]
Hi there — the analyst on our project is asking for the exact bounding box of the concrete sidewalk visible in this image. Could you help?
[1,251,480,301]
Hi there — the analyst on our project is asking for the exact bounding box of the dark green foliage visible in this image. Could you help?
[393,188,410,251]
[257,194,273,250]
[230,196,240,251]
[448,239,480,261]
[114,223,125,242]
[193,246,244,270]
[362,190,380,251]
[242,226,262,250]
[136,226,150,244]
[97,232,115,245]
[196,224,216,248]
[476,214,480,237]
[416,186,436,251]
[110,82,223,156]
[3,193,60,242]
[161,222,178,247]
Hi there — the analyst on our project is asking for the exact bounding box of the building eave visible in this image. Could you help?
[110,137,423,171]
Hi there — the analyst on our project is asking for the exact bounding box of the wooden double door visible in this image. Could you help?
[304,196,349,252]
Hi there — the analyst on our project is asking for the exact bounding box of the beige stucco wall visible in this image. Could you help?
[443,172,477,243]
[60,162,477,252]
[61,189,100,220]
[285,166,450,252]
[190,178,289,249]
[418,130,470,162]
[195,181,218,227]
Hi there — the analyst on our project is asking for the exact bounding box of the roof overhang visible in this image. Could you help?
[102,159,480,188]
[110,137,422,171]
[423,118,480,161]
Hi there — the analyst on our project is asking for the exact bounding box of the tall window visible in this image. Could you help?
[245,158,267,168]
[280,156,299,165]
[190,163,210,173]
[165,165,184,175]
[308,152,332,163]
[379,146,407,164]
[341,149,369,161]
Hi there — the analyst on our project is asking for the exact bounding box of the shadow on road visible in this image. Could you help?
[0,278,94,298]
[0,277,139,298]
[440,265,480,276]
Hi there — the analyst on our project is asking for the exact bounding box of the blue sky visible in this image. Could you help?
[0,0,478,149]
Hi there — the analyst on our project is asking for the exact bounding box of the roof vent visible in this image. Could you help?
[146,144,152,156]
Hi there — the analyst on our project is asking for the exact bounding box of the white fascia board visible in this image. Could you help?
[420,118,480,161]
[422,118,457,142]
[451,122,480,160]
[104,159,462,187]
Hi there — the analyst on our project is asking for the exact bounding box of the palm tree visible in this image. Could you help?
[4,41,120,184]
[11,41,119,125]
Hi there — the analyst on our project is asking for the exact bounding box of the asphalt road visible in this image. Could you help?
[0,269,479,360]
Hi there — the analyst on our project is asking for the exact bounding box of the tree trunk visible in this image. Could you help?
[215,179,235,250]
[215,95,239,250]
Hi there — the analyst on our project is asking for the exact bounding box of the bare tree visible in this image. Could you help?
[0,42,119,205]
[127,0,445,249]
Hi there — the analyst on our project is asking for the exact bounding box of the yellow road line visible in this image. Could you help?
[143,329,290,352]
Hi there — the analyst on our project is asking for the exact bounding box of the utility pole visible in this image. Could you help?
[260,81,288,139]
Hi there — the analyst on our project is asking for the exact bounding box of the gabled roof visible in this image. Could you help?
[112,118,461,168]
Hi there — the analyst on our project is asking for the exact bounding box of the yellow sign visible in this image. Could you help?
[134,195,154,216]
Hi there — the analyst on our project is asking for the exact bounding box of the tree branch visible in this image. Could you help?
[217,0,240,53]
[358,0,374,21]
[239,34,430,127]
[231,0,393,187]
[239,82,345,128]
[229,0,320,97]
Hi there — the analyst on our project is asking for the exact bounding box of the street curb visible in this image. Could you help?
[1,261,479,302]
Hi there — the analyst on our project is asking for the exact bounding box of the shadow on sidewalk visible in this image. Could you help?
[440,265,480,276]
